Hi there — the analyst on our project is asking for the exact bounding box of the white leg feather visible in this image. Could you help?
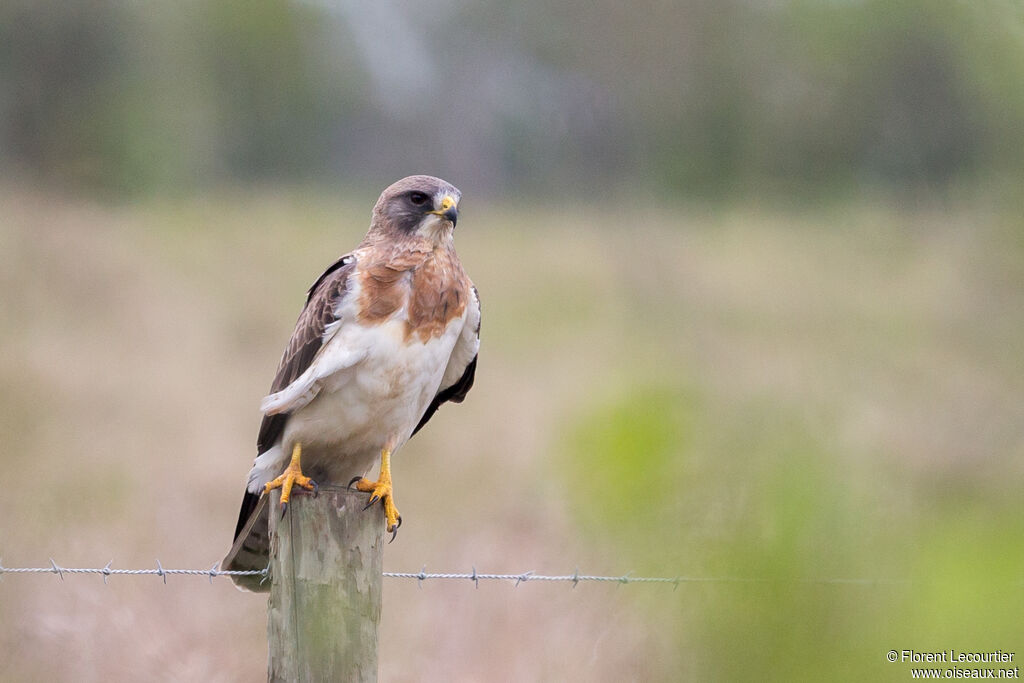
[246,445,286,494]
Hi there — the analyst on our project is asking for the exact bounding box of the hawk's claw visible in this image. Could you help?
[265,443,315,517]
[351,458,401,538]
[310,479,319,498]
[347,476,362,490]
[388,515,403,544]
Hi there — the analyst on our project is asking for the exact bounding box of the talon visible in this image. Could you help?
[347,476,361,490]
[310,480,319,498]
[280,502,288,519]
[388,515,403,543]
[355,448,402,539]
[264,443,315,513]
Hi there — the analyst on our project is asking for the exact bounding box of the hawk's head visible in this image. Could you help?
[371,175,461,242]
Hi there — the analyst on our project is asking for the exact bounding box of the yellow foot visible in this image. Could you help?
[264,442,317,517]
[348,448,402,541]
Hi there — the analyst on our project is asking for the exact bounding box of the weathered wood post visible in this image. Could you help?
[266,484,384,683]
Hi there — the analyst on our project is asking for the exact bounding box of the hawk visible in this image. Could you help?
[226,176,479,585]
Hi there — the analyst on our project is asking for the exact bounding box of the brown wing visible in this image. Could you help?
[256,254,356,453]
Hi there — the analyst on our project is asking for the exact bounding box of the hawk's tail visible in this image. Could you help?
[221,490,271,592]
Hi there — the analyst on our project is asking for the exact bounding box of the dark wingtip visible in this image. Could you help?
[233,490,262,542]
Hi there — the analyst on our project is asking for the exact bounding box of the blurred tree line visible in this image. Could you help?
[1,0,1022,197]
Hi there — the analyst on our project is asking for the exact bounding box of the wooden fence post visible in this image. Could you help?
[266,484,384,683]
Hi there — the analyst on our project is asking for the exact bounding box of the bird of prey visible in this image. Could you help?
[225,176,479,586]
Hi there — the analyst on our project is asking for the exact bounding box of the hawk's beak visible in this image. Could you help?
[430,195,459,227]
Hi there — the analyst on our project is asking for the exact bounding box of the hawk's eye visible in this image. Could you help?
[409,192,429,206]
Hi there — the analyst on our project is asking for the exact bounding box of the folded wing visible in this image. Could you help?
[413,285,481,436]
[256,254,359,452]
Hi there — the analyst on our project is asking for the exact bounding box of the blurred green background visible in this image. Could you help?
[1,1,1022,681]
[4,0,1024,197]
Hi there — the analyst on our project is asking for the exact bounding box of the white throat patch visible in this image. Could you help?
[415,213,453,241]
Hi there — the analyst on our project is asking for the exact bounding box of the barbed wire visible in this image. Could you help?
[0,559,265,584]
[0,559,912,588]
[384,568,911,588]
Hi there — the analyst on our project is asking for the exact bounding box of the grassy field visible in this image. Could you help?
[1,186,1021,681]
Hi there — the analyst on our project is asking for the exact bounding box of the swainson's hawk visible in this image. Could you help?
[226,176,479,588]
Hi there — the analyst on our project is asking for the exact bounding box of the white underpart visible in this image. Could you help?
[246,269,471,494]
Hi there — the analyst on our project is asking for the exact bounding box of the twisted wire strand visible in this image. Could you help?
[382,569,908,587]
[0,559,910,587]
[0,559,266,584]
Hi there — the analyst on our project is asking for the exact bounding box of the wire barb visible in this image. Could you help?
[155,559,167,584]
